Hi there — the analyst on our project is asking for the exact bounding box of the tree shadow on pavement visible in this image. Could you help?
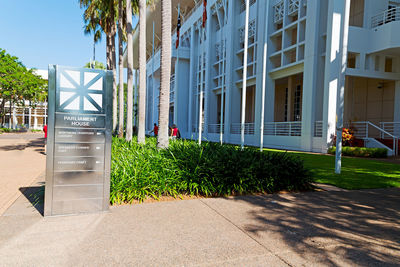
[0,138,44,153]
[231,189,400,266]
[19,183,44,216]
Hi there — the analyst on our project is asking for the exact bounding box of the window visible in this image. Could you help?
[293,85,302,121]
[284,88,289,121]
[349,0,364,27]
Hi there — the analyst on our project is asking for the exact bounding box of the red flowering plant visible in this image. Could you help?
[332,128,355,146]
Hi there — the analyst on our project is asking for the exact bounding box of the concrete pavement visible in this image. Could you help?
[0,133,399,266]
[0,133,45,215]
[1,183,399,266]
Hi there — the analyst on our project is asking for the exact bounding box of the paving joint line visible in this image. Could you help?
[199,199,293,267]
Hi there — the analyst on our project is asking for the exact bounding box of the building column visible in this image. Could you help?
[203,3,213,137]
[187,25,195,136]
[394,81,400,137]
[301,0,322,151]
[263,2,276,125]
[223,0,236,142]
[12,107,17,129]
[28,107,32,129]
[173,57,179,126]
[34,108,38,129]
[322,0,350,152]
[254,0,269,147]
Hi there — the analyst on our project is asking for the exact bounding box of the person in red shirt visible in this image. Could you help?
[150,123,158,137]
[171,124,180,140]
[43,124,48,155]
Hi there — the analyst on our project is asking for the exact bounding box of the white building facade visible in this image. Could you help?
[139,0,400,155]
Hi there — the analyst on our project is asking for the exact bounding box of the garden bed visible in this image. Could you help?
[111,137,313,204]
[328,146,388,158]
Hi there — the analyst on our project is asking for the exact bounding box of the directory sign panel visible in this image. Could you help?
[44,65,112,216]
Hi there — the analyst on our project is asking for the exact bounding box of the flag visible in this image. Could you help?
[202,0,207,28]
[176,7,181,49]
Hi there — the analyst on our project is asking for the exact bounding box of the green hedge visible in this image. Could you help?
[0,128,12,133]
[328,146,387,158]
[111,137,313,204]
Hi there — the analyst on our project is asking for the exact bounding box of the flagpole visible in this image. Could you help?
[198,29,204,145]
[260,43,267,152]
[335,0,351,174]
[219,0,226,145]
[199,0,206,145]
[175,4,180,126]
[240,0,250,150]
[152,21,155,127]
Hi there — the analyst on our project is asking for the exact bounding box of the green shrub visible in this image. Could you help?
[0,128,12,133]
[328,146,388,158]
[111,137,313,204]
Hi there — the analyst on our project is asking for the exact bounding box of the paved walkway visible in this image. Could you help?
[0,133,399,266]
[0,133,45,215]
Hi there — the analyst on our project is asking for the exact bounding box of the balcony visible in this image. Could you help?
[231,123,255,135]
[371,7,400,28]
[264,121,301,136]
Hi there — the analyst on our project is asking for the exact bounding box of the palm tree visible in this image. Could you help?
[157,0,171,148]
[83,15,102,67]
[118,0,126,138]
[80,0,118,133]
[126,0,134,141]
[137,0,146,144]
[84,60,106,69]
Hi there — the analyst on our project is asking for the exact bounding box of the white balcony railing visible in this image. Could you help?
[264,121,302,136]
[208,123,224,134]
[231,123,255,135]
[192,123,204,133]
[314,121,323,137]
[371,7,400,28]
[380,122,400,138]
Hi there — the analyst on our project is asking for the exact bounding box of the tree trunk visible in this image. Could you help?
[118,0,124,138]
[106,34,111,70]
[157,0,172,148]
[137,0,147,144]
[111,34,118,134]
[126,0,134,141]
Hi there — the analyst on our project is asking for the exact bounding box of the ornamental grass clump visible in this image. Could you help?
[111,137,313,204]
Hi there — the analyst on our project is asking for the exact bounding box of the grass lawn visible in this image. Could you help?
[266,149,400,190]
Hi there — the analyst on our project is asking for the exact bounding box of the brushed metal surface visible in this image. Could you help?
[54,128,105,143]
[54,171,104,185]
[44,65,112,217]
[52,184,104,201]
[54,156,104,171]
[54,143,105,157]
[52,198,103,216]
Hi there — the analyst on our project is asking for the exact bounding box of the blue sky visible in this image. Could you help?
[0,0,137,71]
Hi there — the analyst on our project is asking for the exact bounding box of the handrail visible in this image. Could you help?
[371,7,400,28]
[380,122,400,138]
[350,121,398,155]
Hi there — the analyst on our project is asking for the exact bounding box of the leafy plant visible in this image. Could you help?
[328,146,388,158]
[111,137,313,204]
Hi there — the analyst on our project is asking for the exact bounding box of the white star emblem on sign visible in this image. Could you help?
[58,70,103,112]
